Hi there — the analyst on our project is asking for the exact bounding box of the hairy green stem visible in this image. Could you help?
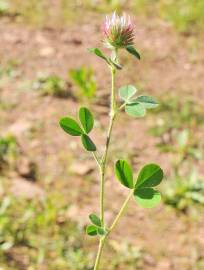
[93,190,133,270]
[100,66,117,226]
[94,50,132,270]
[99,166,105,225]
[93,65,117,270]
[92,152,101,168]
[93,238,106,270]
[109,190,133,232]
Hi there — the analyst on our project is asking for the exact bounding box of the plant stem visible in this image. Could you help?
[99,166,105,225]
[109,190,133,232]
[93,190,133,270]
[100,66,117,226]
[92,152,101,168]
[94,50,120,270]
[119,102,126,111]
[93,238,106,270]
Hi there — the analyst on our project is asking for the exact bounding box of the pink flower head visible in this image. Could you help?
[102,12,135,49]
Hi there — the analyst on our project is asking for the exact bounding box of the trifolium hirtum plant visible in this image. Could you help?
[59,12,164,270]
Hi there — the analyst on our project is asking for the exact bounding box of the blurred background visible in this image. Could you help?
[0,0,204,269]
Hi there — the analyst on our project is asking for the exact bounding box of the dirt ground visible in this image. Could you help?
[0,7,204,270]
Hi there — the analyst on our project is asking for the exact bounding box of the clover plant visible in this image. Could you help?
[59,12,164,270]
